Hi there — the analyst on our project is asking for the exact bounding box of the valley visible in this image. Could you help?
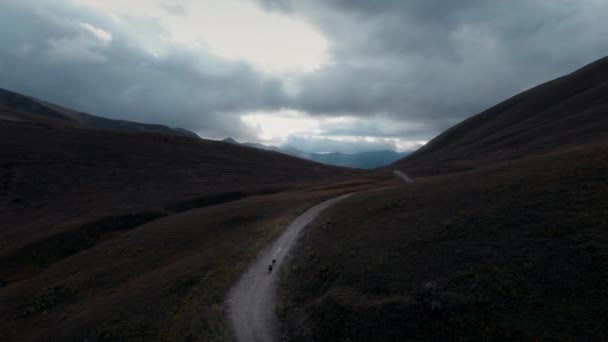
[1,56,607,342]
[276,56,608,341]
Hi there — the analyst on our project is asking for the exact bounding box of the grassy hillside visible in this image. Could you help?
[395,57,608,176]
[279,57,608,341]
[0,119,359,255]
[0,118,369,341]
[280,143,608,341]
[0,88,198,138]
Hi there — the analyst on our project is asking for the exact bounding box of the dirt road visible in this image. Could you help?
[394,170,414,183]
[227,194,353,342]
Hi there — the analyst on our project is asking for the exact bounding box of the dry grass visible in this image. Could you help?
[395,57,608,177]
[0,119,368,341]
[280,143,608,341]
[0,178,382,341]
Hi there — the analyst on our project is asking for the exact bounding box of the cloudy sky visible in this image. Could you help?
[1,0,607,153]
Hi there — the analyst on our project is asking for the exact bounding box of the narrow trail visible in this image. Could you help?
[228,172,413,341]
[227,194,353,342]
[394,170,415,183]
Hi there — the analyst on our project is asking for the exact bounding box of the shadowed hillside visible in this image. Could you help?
[395,57,608,176]
[0,119,359,253]
[0,97,370,340]
[279,58,608,341]
[281,144,608,341]
[0,88,199,138]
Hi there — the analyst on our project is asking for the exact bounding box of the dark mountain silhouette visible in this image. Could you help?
[222,137,240,145]
[0,89,366,341]
[394,56,608,176]
[279,57,608,341]
[0,88,199,138]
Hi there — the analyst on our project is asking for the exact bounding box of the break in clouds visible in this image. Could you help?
[1,0,607,152]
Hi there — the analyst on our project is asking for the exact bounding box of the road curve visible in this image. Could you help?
[228,194,353,342]
[394,170,415,183]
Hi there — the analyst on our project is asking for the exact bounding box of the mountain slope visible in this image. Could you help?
[279,58,608,340]
[0,88,199,138]
[0,108,365,340]
[281,144,608,341]
[395,56,608,176]
[1,121,359,260]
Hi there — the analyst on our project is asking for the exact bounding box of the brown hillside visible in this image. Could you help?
[0,119,359,280]
[0,110,370,340]
[0,88,198,138]
[395,56,608,176]
[281,143,608,341]
[280,58,608,341]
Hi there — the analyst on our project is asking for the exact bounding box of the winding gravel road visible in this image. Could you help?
[394,170,415,183]
[228,194,353,342]
[228,172,413,341]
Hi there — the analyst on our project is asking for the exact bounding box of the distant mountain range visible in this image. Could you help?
[0,88,199,138]
[223,137,410,169]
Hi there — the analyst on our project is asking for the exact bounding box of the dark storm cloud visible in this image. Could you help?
[264,0,608,132]
[0,0,285,140]
[1,0,607,149]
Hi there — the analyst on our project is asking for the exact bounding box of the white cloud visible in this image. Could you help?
[240,111,429,152]
[71,0,329,74]
[241,110,320,142]
[284,135,426,153]
[47,35,107,63]
[4,0,607,154]
[44,21,112,64]
[79,22,113,43]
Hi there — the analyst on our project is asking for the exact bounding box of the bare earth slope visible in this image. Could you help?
[395,57,608,176]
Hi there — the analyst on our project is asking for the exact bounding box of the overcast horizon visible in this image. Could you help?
[1,0,607,153]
